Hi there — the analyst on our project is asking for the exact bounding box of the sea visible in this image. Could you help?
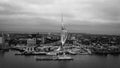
[0,50,120,68]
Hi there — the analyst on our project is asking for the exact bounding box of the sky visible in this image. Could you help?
[0,0,120,34]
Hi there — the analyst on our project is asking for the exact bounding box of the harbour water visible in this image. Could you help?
[0,50,120,68]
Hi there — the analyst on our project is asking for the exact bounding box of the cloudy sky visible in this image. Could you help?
[0,0,120,34]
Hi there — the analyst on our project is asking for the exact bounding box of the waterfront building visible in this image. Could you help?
[0,33,7,49]
[42,36,45,44]
[27,38,36,46]
[24,46,35,52]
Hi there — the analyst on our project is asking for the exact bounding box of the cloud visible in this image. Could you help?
[0,0,120,34]
[0,0,120,24]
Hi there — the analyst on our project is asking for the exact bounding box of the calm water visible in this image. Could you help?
[0,50,120,68]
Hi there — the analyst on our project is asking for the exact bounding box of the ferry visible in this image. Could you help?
[36,55,73,61]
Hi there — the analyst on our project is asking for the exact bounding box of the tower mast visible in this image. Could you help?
[61,13,67,50]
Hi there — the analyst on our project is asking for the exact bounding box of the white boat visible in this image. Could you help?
[57,55,73,60]
[36,54,73,61]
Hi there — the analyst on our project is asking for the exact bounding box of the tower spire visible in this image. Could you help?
[61,13,66,30]
[61,13,67,48]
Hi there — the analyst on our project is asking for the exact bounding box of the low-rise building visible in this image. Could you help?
[27,38,36,46]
